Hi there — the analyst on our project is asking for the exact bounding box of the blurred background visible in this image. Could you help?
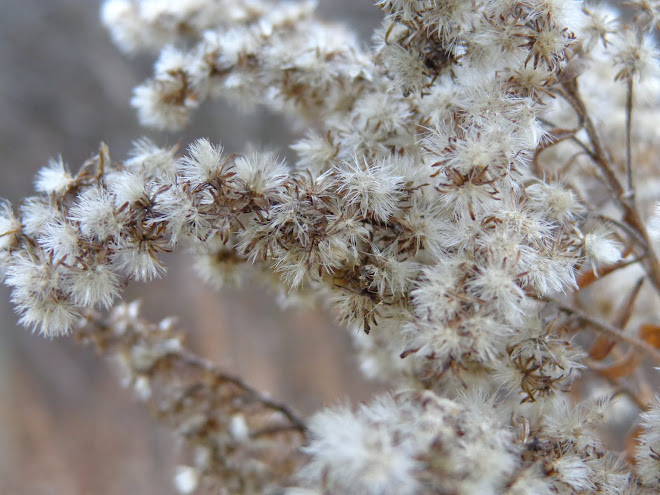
[0,1,383,493]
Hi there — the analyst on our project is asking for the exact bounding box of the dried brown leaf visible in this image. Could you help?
[589,336,617,361]
[598,351,643,380]
[640,323,660,349]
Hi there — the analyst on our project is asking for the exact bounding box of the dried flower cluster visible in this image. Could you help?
[4,0,660,493]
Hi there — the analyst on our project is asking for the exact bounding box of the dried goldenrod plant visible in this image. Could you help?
[3,0,660,493]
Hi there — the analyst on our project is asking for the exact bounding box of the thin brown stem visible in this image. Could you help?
[178,350,307,432]
[560,79,660,296]
[625,78,634,204]
[550,299,660,364]
[560,80,624,199]
[595,214,648,251]
[584,361,651,409]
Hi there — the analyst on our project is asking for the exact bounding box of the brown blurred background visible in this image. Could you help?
[0,2,383,493]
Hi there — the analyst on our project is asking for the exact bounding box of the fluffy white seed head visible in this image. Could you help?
[636,398,660,485]
[35,157,75,195]
[335,157,404,222]
[0,201,21,252]
[526,181,581,223]
[38,220,82,263]
[299,399,422,495]
[233,151,288,196]
[299,391,519,494]
[583,226,621,268]
[20,198,59,238]
[65,262,120,309]
[124,138,178,177]
[613,30,660,82]
[69,186,125,241]
[178,138,229,185]
[112,245,165,282]
[106,171,149,208]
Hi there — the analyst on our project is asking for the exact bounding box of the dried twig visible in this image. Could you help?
[550,299,660,363]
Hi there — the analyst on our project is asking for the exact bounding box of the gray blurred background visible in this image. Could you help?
[0,1,383,493]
